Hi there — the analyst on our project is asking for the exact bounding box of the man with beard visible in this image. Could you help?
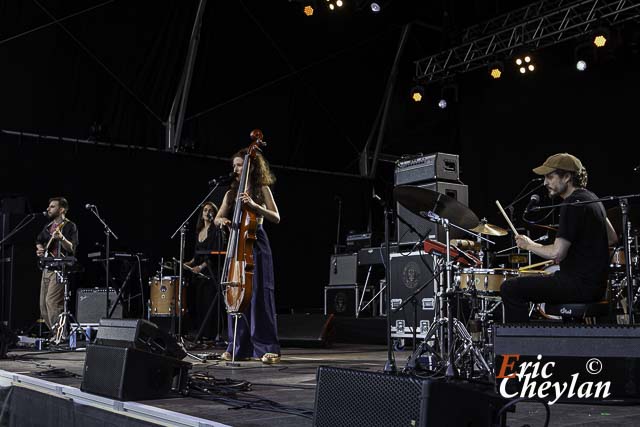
[500,153,618,322]
[36,197,79,332]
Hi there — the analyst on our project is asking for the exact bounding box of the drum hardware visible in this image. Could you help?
[394,185,494,378]
[170,181,226,363]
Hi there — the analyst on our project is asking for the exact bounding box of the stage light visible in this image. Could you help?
[370,2,381,12]
[515,53,535,74]
[489,61,503,79]
[438,84,458,109]
[303,5,314,16]
[410,85,424,102]
[326,0,344,10]
[593,35,607,48]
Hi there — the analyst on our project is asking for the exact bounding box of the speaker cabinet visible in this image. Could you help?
[494,324,640,403]
[81,344,191,401]
[328,254,358,286]
[95,318,186,360]
[313,366,507,427]
[76,288,122,323]
[277,314,335,347]
[396,181,469,244]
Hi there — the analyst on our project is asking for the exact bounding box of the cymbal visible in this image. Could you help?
[607,206,640,236]
[470,222,508,236]
[394,185,480,230]
[523,223,558,233]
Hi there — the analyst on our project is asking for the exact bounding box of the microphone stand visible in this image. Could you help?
[170,181,223,361]
[530,193,640,324]
[86,206,119,319]
[0,212,41,247]
[382,201,396,373]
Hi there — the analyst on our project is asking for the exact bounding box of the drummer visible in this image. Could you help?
[500,153,618,322]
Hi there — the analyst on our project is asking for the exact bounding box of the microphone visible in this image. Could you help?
[33,211,48,217]
[85,203,97,209]
[207,211,214,222]
[531,177,544,182]
[524,194,540,213]
[208,172,234,185]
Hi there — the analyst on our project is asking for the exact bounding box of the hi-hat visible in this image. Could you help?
[470,222,508,236]
[393,185,480,230]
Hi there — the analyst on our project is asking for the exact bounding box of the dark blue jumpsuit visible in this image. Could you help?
[226,225,280,358]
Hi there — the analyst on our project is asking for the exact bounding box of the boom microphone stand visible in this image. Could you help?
[170,180,225,361]
[86,205,119,319]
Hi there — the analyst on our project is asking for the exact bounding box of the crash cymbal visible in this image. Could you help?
[470,222,508,236]
[393,185,480,230]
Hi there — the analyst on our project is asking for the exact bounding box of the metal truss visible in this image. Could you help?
[414,0,640,84]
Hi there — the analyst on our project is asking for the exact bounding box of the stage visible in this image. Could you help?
[1,342,639,426]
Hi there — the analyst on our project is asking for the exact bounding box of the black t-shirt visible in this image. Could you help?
[192,225,223,267]
[556,188,608,288]
[36,219,79,257]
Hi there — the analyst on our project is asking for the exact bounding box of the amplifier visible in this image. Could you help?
[76,288,122,323]
[394,152,459,185]
[329,253,358,286]
[346,232,371,250]
[494,324,640,403]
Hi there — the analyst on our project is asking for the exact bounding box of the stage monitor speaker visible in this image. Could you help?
[277,313,335,347]
[494,324,640,403]
[95,318,186,360]
[396,181,469,244]
[80,344,191,401]
[313,366,507,427]
[76,288,122,323]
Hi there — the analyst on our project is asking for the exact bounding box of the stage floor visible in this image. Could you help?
[1,343,639,426]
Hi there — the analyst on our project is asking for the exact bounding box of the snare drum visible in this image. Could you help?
[149,276,187,316]
[458,268,519,295]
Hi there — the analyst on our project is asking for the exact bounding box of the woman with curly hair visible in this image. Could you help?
[214,148,281,364]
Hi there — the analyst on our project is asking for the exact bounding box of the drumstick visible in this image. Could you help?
[519,260,554,271]
[495,200,519,236]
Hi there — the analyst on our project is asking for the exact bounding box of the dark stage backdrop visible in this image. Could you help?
[0,140,373,329]
[1,1,639,329]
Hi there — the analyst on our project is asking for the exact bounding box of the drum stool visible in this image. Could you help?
[543,300,610,324]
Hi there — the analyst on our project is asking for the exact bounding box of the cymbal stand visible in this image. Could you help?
[405,211,492,377]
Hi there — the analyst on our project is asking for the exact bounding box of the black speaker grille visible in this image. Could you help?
[314,366,423,427]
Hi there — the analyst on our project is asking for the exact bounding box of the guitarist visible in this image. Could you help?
[35,197,79,332]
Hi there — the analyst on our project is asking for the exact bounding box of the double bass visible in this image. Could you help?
[220,129,266,314]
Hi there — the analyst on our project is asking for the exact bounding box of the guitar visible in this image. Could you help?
[38,218,69,270]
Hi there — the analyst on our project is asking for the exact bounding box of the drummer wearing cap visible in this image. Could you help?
[500,153,618,322]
